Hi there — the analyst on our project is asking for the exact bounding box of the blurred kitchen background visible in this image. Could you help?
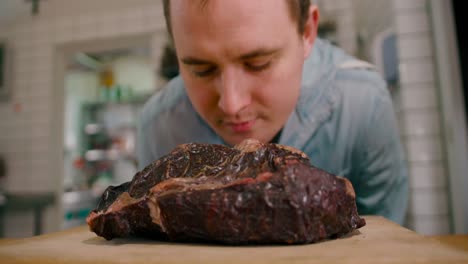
[0,0,466,237]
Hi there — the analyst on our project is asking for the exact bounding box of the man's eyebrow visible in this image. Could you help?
[239,48,280,60]
[181,48,280,65]
[181,57,213,65]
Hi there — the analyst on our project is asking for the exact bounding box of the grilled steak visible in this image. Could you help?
[87,139,365,244]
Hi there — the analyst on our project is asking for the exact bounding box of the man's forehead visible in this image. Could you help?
[170,1,296,60]
[170,0,287,14]
[170,0,293,36]
[170,0,210,13]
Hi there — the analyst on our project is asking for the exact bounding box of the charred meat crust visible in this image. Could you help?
[87,139,365,244]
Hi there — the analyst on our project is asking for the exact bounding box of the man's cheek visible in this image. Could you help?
[193,91,217,110]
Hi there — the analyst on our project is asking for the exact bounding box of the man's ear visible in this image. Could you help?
[303,5,319,58]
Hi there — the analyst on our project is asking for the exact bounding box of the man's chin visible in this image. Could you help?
[223,134,268,147]
[223,138,245,147]
[219,135,251,147]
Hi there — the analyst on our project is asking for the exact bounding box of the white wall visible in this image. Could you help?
[429,0,468,234]
[0,0,167,237]
[392,0,451,234]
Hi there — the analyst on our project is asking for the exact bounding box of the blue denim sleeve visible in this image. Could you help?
[354,90,409,225]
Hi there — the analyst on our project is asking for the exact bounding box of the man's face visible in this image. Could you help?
[170,0,317,145]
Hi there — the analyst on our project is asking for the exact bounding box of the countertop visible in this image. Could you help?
[431,234,468,252]
[0,216,467,264]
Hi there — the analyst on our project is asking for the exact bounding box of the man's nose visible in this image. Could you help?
[217,68,251,115]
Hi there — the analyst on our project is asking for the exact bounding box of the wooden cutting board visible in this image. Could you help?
[0,216,467,264]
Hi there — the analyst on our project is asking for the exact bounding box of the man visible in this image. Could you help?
[137,0,408,224]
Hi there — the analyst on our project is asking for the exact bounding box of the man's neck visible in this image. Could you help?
[269,129,283,144]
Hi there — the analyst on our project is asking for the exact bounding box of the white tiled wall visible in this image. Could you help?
[407,215,451,235]
[409,189,450,216]
[401,110,441,136]
[392,0,451,235]
[397,33,434,59]
[0,0,167,237]
[399,60,436,84]
[395,12,430,35]
[406,137,444,164]
[400,84,438,110]
[408,163,446,189]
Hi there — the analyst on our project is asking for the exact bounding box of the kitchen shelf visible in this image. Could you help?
[84,149,135,162]
[74,97,147,192]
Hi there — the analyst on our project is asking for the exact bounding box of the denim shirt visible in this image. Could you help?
[137,38,409,225]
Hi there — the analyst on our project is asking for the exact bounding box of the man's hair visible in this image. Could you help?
[162,0,311,39]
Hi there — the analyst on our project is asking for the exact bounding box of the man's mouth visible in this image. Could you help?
[225,119,256,133]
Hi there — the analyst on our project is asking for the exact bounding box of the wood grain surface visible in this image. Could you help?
[0,216,467,264]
